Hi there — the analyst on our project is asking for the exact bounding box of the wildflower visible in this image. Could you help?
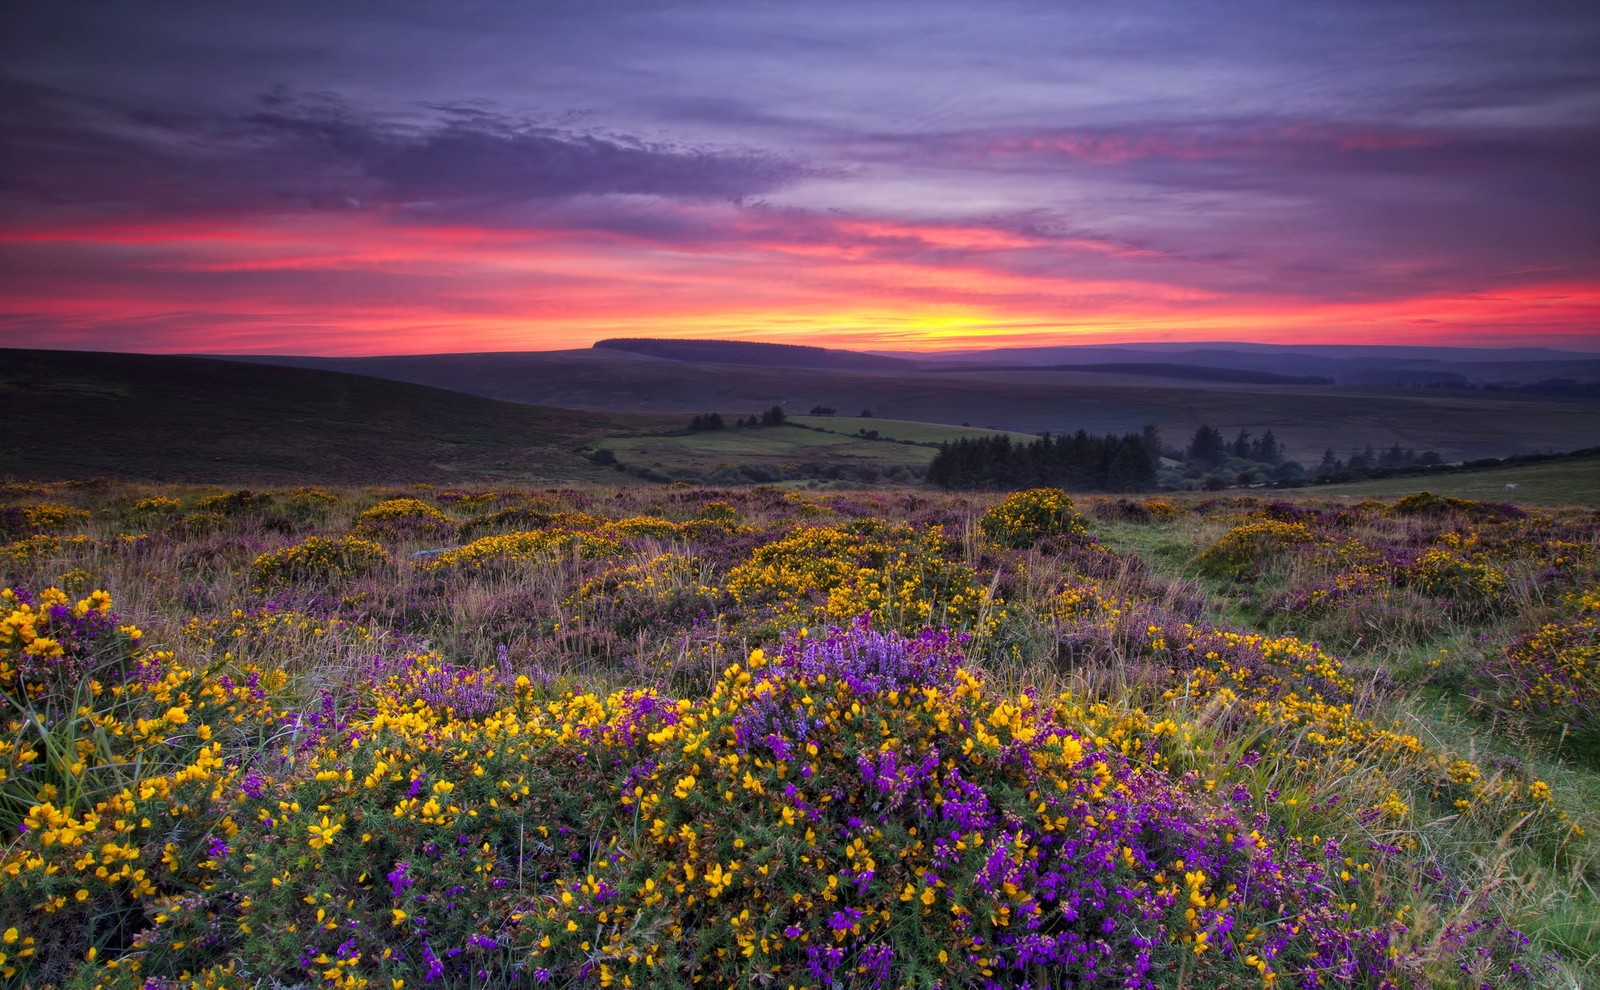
[308,816,343,851]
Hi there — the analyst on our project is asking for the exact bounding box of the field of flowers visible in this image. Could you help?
[1,480,1596,989]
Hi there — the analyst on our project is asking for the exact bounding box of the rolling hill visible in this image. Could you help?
[217,345,1600,464]
[888,341,1600,387]
[1,349,665,484]
[592,337,915,371]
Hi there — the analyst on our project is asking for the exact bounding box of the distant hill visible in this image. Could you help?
[1,349,657,484]
[889,342,1600,387]
[932,362,1334,385]
[593,337,916,371]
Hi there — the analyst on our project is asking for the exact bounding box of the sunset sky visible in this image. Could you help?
[2,0,1597,356]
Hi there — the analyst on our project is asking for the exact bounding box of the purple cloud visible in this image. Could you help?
[0,78,808,218]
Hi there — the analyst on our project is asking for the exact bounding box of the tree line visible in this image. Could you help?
[686,406,786,432]
[928,422,1454,492]
[926,429,1159,491]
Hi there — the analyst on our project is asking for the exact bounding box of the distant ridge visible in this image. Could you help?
[0,349,649,484]
[594,338,915,371]
[934,362,1334,385]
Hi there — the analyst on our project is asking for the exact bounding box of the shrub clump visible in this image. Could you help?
[0,588,287,987]
[1482,588,1600,741]
[978,488,1088,549]
[726,524,991,633]
[1405,547,1508,608]
[421,528,622,570]
[250,535,388,588]
[353,497,454,540]
[1194,520,1326,580]
[77,621,1505,989]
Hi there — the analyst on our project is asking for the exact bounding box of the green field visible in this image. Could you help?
[594,418,1037,484]
[1306,454,1600,508]
[787,415,1040,445]
[594,422,938,483]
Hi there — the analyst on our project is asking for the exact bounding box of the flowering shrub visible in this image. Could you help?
[978,488,1087,549]
[1,482,1593,988]
[726,524,992,634]
[0,588,288,987]
[563,553,715,637]
[197,489,275,516]
[422,528,623,570]
[1482,589,1600,739]
[0,502,91,539]
[55,622,1547,989]
[1194,521,1327,580]
[1404,548,1508,609]
[0,533,96,579]
[250,535,389,589]
[353,497,454,540]
[131,495,183,514]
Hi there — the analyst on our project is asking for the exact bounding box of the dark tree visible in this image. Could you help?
[1187,425,1228,467]
[1107,435,1157,492]
[1251,430,1281,465]
[927,429,1157,492]
[1231,429,1253,459]
[1141,423,1164,470]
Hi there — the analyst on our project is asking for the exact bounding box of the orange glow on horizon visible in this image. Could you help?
[3,207,1597,356]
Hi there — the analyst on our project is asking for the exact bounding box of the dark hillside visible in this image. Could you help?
[213,347,1600,464]
[593,337,916,370]
[0,349,657,484]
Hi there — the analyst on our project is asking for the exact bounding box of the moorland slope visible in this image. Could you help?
[1,349,666,483]
[222,345,1600,463]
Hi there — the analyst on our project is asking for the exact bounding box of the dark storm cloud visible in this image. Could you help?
[0,78,807,217]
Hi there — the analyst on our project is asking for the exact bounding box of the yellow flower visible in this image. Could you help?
[308,816,343,851]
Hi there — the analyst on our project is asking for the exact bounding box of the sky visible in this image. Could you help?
[2,0,1597,356]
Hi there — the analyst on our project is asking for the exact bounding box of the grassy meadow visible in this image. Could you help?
[595,419,1038,485]
[1307,456,1600,509]
[594,425,935,484]
[2,480,1598,988]
[785,417,1041,446]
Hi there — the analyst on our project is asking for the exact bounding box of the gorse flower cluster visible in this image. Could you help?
[353,499,454,541]
[725,523,993,634]
[1483,588,1600,739]
[1184,496,1592,649]
[0,481,1594,988]
[251,536,389,589]
[978,489,1088,549]
[1,586,288,985]
[10,617,1535,989]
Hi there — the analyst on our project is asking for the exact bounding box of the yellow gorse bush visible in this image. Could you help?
[1,588,290,986]
[250,535,389,589]
[978,488,1088,548]
[422,528,623,570]
[726,524,993,633]
[1194,520,1327,579]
